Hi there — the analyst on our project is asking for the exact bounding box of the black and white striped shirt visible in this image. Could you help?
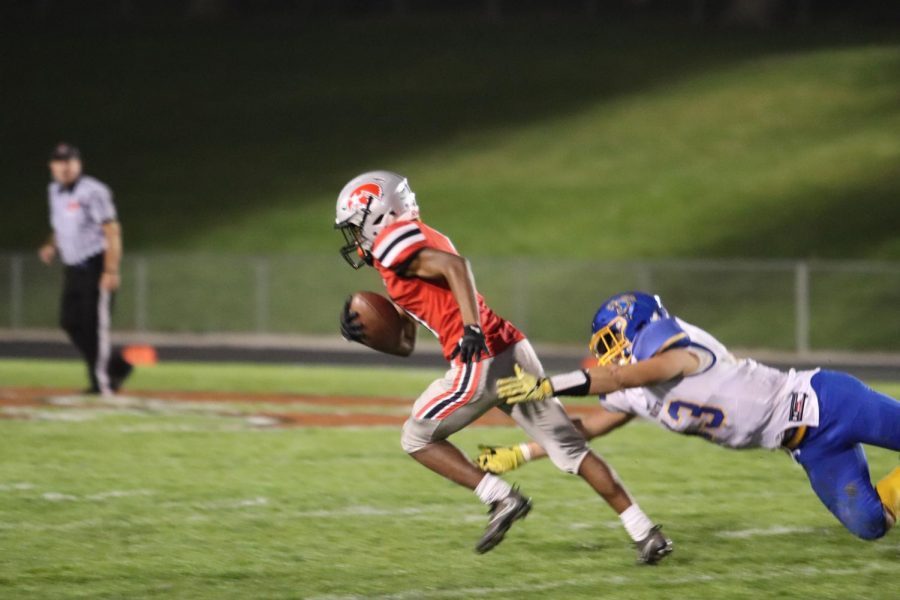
[48,175,117,265]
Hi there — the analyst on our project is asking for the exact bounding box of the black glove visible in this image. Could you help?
[449,324,488,364]
[339,296,364,342]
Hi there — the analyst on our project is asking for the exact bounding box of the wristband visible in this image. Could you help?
[548,369,592,396]
[517,442,532,462]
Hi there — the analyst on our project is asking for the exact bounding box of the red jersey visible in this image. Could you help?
[371,219,524,362]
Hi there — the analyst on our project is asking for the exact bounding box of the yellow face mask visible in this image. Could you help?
[588,315,631,366]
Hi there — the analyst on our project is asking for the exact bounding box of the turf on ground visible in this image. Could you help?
[1,359,898,599]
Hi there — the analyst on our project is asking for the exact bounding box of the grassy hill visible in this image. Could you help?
[2,20,898,259]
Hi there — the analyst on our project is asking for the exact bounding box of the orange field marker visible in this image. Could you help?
[122,345,158,366]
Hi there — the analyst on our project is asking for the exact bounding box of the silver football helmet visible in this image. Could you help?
[335,170,419,268]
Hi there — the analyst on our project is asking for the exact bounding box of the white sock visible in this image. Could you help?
[619,504,654,542]
[475,474,513,505]
[518,443,532,462]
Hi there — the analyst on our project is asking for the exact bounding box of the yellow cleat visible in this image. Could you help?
[876,466,900,524]
[476,444,526,474]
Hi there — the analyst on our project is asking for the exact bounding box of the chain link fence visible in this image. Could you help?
[2,253,899,353]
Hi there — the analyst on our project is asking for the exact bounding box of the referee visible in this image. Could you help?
[38,143,132,395]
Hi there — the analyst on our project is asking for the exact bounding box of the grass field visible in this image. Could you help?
[1,359,899,599]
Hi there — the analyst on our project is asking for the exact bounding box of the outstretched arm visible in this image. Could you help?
[478,407,633,472]
[497,349,700,404]
[531,409,634,458]
[585,349,699,394]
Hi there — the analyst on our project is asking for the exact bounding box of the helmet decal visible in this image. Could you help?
[606,294,637,317]
[345,183,382,211]
[335,171,417,269]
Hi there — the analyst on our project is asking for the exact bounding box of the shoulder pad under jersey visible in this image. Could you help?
[372,221,427,269]
[632,317,690,361]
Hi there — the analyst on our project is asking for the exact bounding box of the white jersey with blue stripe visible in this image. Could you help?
[600,318,820,449]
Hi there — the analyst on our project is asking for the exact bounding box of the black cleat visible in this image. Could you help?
[635,525,673,565]
[109,362,134,393]
[475,487,532,554]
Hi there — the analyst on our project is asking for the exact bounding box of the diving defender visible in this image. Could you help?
[483,292,900,541]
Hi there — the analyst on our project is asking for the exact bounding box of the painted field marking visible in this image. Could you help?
[716,525,826,539]
[1,406,100,421]
[195,497,270,509]
[40,489,155,502]
[4,392,410,430]
[305,562,895,600]
[286,505,444,519]
[0,519,105,532]
[0,482,34,491]
[117,423,252,433]
[41,492,78,502]
[87,489,156,501]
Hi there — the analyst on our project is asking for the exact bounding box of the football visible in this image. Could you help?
[349,291,409,356]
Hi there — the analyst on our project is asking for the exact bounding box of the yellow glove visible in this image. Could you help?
[496,364,554,404]
[476,444,526,474]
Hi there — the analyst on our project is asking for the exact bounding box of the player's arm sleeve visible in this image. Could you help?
[88,184,118,224]
[371,223,428,273]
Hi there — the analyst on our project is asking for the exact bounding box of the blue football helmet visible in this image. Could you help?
[589,292,670,365]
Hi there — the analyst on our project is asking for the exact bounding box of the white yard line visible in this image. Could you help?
[37,489,155,502]
[284,505,452,519]
[0,482,34,491]
[0,502,463,533]
[1,407,100,421]
[41,492,79,502]
[716,525,827,539]
[194,497,270,509]
[304,562,894,600]
[86,489,155,501]
[0,518,105,532]
[0,486,846,546]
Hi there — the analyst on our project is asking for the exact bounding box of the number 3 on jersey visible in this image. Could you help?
[666,400,725,440]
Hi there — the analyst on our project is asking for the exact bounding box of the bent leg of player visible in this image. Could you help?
[487,340,588,473]
[401,357,497,462]
[821,372,900,523]
[794,370,900,538]
[494,340,672,563]
[797,445,890,540]
[400,357,531,553]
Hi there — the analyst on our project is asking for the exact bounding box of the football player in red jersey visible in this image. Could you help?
[335,171,672,562]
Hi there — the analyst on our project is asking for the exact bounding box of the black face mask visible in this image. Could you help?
[337,223,372,269]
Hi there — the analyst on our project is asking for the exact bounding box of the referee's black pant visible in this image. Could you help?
[60,253,131,394]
